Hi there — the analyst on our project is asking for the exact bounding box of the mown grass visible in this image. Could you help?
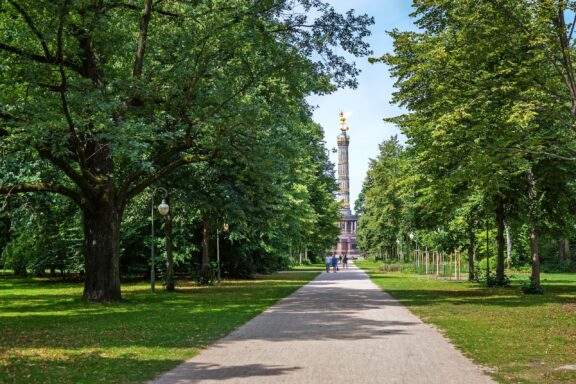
[356,260,576,383]
[291,262,326,271]
[0,272,318,384]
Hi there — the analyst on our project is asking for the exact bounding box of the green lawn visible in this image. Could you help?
[291,262,326,271]
[356,260,576,384]
[0,272,318,384]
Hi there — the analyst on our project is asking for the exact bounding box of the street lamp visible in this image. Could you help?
[406,232,412,264]
[151,187,169,293]
[486,218,490,287]
[408,232,415,267]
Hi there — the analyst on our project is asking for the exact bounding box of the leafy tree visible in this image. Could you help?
[357,136,405,258]
[0,0,373,300]
[367,1,576,288]
[1,195,82,277]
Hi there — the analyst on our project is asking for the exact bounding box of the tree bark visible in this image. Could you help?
[495,197,505,285]
[201,214,210,279]
[165,212,175,291]
[82,199,122,301]
[527,169,540,285]
[563,239,570,261]
[504,219,512,270]
[467,218,476,281]
[559,238,570,262]
[81,141,122,302]
[133,0,153,79]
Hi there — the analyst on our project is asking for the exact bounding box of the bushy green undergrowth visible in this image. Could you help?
[0,272,317,384]
[357,260,576,384]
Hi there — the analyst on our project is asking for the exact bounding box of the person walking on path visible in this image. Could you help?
[343,254,348,269]
[325,255,331,273]
[331,254,338,272]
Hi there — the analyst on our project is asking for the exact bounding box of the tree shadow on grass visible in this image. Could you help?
[0,270,419,384]
[0,351,184,384]
[381,283,576,309]
[0,278,310,314]
[148,362,301,383]
[0,268,420,353]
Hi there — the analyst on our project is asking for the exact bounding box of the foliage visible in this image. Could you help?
[359,0,576,286]
[195,261,219,285]
[356,136,406,255]
[301,258,312,266]
[0,0,371,299]
[1,195,82,277]
[473,268,511,288]
[520,276,545,295]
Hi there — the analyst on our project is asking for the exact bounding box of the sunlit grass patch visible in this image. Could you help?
[291,262,326,271]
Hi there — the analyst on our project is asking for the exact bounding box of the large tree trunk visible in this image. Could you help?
[82,141,122,302]
[82,200,122,301]
[165,212,175,291]
[505,219,512,270]
[495,197,505,285]
[527,169,540,286]
[467,218,476,281]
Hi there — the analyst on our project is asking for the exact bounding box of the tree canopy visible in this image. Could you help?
[0,0,373,301]
[359,0,576,289]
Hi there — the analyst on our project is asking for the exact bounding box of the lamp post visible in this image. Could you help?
[408,232,414,264]
[486,218,490,287]
[151,187,169,293]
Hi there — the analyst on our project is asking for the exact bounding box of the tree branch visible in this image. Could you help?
[568,13,576,44]
[0,42,82,73]
[8,0,52,59]
[36,147,96,200]
[107,1,179,17]
[503,147,576,161]
[195,75,258,127]
[0,183,81,205]
[133,0,153,78]
[125,153,208,201]
[55,2,87,170]
[555,5,576,117]
[487,0,571,100]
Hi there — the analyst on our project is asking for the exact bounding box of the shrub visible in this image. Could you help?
[473,269,510,287]
[520,277,544,294]
[196,261,219,285]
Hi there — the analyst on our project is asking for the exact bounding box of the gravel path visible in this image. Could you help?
[147,263,495,384]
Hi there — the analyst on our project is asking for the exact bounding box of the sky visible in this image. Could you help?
[307,1,417,212]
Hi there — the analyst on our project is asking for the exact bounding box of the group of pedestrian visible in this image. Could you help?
[325,253,348,272]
